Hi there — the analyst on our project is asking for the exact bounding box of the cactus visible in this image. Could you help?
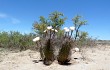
[43,39,55,65]
[57,38,72,65]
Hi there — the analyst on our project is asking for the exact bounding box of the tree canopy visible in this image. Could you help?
[33,11,87,39]
[33,11,66,36]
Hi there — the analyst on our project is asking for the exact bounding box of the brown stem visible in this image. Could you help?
[39,40,42,48]
[50,30,51,39]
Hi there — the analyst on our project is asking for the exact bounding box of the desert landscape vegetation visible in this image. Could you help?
[0,11,110,70]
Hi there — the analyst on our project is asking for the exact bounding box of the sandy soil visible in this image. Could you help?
[0,45,110,70]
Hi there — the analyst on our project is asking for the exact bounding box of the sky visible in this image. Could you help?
[0,0,110,40]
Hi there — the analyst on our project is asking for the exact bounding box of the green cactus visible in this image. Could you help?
[57,39,72,65]
[43,39,55,65]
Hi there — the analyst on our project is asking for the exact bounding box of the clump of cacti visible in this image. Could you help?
[43,38,55,65]
[43,26,58,65]
[57,26,75,65]
[33,26,75,65]
[57,39,72,64]
[33,26,58,65]
[33,36,45,60]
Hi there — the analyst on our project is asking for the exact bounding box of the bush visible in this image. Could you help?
[0,31,36,51]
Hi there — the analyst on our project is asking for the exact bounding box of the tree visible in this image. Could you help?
[33,11,66,36]
[72,15,88,47]
[72,15,87,40]
[49,11,66,30]
[33,16,48,36]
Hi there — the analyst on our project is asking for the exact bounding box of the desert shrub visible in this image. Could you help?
[74,31,88,47]
[85,37,97,47]
[0,31,9,48]
[0,31,36,51]
[73,34,97,49]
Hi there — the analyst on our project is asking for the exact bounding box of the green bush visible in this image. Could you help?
[0,31,36,51]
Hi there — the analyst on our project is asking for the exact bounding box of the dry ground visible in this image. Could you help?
[0,45,110,70]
